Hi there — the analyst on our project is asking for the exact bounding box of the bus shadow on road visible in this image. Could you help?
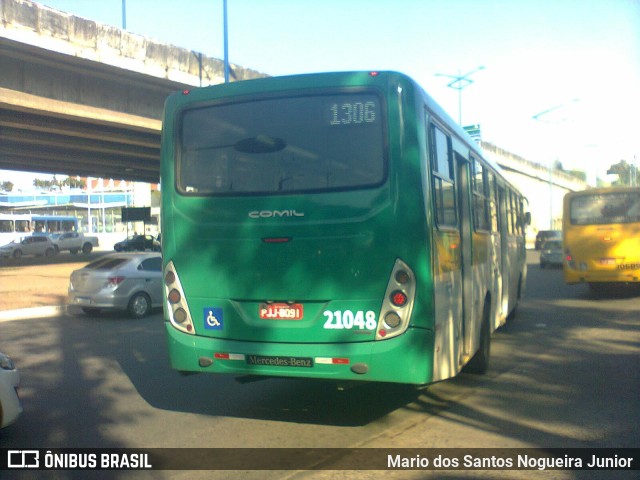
[74,315,435,428]
[128,359,425,427]
[109,314,488,428]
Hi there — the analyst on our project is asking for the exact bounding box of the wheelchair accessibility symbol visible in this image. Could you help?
[204,308,224,329]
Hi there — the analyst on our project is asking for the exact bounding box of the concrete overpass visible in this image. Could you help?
[0,0,265,183]
[482,142,587,234]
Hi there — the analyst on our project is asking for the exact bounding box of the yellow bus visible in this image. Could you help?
[563,186,640,287]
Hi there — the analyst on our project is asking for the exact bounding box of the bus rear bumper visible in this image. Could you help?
[165,323,434,385]
[564,268,640,284]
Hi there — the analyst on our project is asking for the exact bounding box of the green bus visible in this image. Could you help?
[161,71,529,385]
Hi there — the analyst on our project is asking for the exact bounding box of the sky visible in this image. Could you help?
[5,0,640,188]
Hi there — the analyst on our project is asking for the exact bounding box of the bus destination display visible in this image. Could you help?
[326,97,379,126]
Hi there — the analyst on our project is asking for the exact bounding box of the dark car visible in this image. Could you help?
[114,234,161,252]
[534,230,561,250]
[540,239,564,269]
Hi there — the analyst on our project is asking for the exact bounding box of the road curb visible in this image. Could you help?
[0,305,67,322]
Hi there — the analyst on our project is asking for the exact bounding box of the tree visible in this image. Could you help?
[32,177,58,190]
[63,177,86,189]
[1,181,14,192]
[607,160,638,186]
[566,170,587,181]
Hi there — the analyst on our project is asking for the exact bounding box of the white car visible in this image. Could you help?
[0,352,22,428]
[50,232,99,255]
[0,235,56,259]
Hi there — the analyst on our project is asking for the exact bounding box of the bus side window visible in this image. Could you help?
[508,191,516,234]
[472,157,490,231]
[515,197,524,233]
[488,173,498,232]
[430,124,457,227]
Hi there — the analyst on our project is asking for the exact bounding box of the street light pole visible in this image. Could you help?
[435,66,485,125]
[122,0,126,29]
[532,99,579,230]
[223,0,230,83]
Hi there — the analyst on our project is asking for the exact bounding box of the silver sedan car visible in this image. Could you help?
[68,252,163,318]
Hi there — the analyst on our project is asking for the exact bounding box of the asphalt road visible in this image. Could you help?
[0,252,638,480]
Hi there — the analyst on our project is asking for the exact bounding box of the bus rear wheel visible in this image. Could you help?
[464,299,491,374]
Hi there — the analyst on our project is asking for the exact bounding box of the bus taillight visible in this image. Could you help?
[376,259,416,340]
[168,289,181,304]
[395,270,410,284]
[384,312,402,328]
[390,291,408,307]
[164,260,195,334]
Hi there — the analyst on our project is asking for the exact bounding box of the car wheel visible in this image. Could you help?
[12,250,22,259]
[128,292,151,319]
[45,247,55,257]
[82,243,93,254]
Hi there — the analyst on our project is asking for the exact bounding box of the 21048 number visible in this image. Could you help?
[323,310,376,330]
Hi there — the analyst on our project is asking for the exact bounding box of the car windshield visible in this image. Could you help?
[544,240,562,249]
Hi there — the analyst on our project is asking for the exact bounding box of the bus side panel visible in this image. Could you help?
[507,233,524,313]
[431,229,463,382]
[471,230,494,335]
[490,231,504,330]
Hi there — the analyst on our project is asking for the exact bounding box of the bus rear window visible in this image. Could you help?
[570,192,640,225]
[177,93,385,195]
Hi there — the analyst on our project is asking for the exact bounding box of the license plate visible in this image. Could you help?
[246,355,313,368]
[259,303,303,320]
[617,263,640,270]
